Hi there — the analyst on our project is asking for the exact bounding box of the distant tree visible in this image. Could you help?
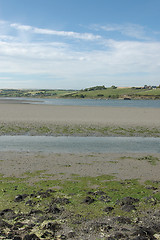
[111,85,117,89]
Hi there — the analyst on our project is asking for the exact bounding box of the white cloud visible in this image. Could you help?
[93,23,149,40]
[0,20,160,88]
[10,22,101,41]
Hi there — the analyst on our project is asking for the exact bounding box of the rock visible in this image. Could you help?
[13,237,22,240]
[117,196,139,206]
[14,194,28,202]
[114,216,132,224]
[82,196,95,204]
[52,197,71,205]
[0,208,16,219]
[46,204,61,214]
[131,226,156,239]
[28,209,43,216]
[112,232,126,239]
[99,195,111,202]
[23,234,40,240]
[67,231,76,238]
[121,204,136,212]
[25,200,35,206]
[104,206,114,213]
[43,222,61,232]
[144,196,157,205]
[0,219,12,228]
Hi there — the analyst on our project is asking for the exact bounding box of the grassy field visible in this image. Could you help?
[63,87,160,99]
[0,87,160,99]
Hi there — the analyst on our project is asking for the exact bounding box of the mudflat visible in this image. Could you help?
[0,151,160,182]
[0,102,160,127]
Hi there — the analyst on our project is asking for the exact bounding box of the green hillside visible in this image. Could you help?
[62,87,160,99]
[0,86,160,99]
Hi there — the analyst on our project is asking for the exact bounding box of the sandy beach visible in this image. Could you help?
[0,151,160,182]
[0,102,160,127]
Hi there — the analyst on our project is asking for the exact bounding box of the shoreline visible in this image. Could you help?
[0,102,160,137]
[1,151,160,181]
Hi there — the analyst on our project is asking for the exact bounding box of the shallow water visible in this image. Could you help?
[0,136,159,153]
[2,97,160,108]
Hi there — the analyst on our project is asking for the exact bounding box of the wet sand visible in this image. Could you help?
[0,102,160,127]
[0,151,160,181]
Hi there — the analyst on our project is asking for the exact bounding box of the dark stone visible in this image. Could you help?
[131,226,156,239]
[47,204,61,214]
[23,234,40,240]
[144,196,157,205]
[37,191,51,198]
[82,196,95,204]
[121,204,136,212]
[104,206,114,213]
[43,222,61,232]
[52,197,71,205]
[113,232,126,239]
[94,190,106,195]
[117,196,139,206]
[28,209,43,216]
[146,186,158,190]
[0,208,16,219]
[14,194,28,202]
[114,216,132,224]
[0,219,12,228]
[25,200,35,206]
[99,195,111,202]
[13,237,22,240]
[67,231,76,238]
[13,222,24,228]
[41,231,53,238]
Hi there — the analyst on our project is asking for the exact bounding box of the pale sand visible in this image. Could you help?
[0,102,160,127]
[0,152,160,181]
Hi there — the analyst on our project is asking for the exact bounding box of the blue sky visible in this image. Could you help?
[0,0,160,89]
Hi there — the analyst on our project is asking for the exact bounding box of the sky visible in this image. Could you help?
[0,0,160,89]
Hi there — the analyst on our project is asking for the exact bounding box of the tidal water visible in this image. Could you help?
[0,136,159,153]
[2,97,160,108]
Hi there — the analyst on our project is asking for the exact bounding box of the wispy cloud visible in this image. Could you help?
[93,23,150,40]
[10,22,101,41]
[0,20,160,88]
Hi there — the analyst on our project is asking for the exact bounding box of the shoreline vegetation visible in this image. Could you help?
[0,85,160,99]
[0,122,160,137]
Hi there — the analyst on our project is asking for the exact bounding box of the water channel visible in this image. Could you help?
[0,136,159,153]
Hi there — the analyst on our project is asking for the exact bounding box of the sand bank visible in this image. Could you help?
[0,102,160,127]
[0,151,160,181]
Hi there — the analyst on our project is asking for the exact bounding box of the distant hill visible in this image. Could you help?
[0,86,160,99]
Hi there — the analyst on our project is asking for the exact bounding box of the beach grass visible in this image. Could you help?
[0,122,160,137]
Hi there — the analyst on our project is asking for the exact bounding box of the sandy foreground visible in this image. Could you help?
[0,101,160,126]
[0,151,160,182]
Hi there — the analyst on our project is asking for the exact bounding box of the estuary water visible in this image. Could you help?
[0,136,159,153]
[1,97,160,108]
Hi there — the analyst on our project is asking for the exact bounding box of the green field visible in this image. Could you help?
[63,87,160,99]
[1,86,160,99]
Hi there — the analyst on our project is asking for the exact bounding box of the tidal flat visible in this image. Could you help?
[0,101,160,239]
